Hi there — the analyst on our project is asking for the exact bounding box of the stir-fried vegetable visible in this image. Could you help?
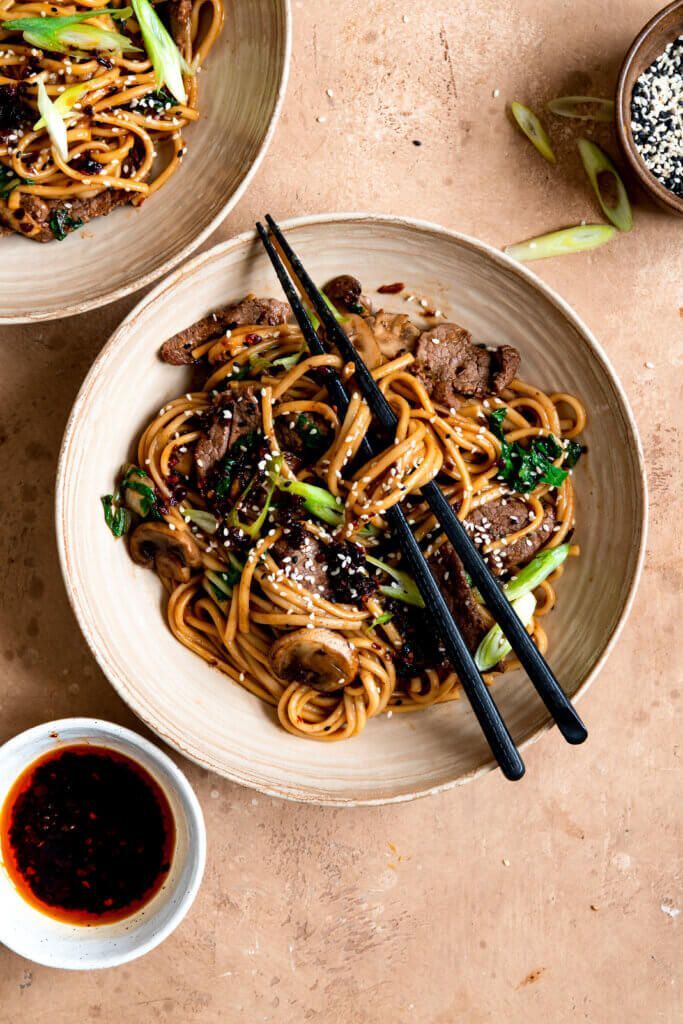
[488,412,579,492]
[121,464,161,519]
[131,0,191,104]
[505,224,615,262]
[366,556,425,609]
[546,96,615,122]
[101,493,131,538]
[34,81,91,131]
[475,591,536,671]
[307,292,346,333]
[503,544,570,601]
[577,138,633,232]
[36,79,68,162]
[8,8,137,57]
[203,562,243,605]
[183,507,219,534]
[510,102,556,163]
[370,611,394,628]
[48,207,83,241]
[0,166,32,199]
[226,477,277,540]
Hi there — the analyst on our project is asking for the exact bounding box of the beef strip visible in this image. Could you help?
[160,296,291,365]
[167,0,192,52]
[272,531,334,601]
[195,386,263,488]
[414,323,521,405]
[274,412,331,464]
[428,544,488,653]
[0,189,134,241]
[325,541,378,605]
[465,497,556,575]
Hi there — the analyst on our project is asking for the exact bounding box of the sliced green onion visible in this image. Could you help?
[226,478,276,540]
[510,102,556,163]
[34,80,91,131]
[308,292,346,333]
[577,138,633,233]
[182,507,219,534]
[9,8,137,56]
[366,556,425,609]
[503,544,570,602]
[475,591,536,671]
[505,223,615,262]
[547,96,615,122]
[36,79,68,163]
[370,611,394,628]
[268,456,343,525]
[131,0,190,104]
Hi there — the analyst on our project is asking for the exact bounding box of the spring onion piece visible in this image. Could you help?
[226,475,277,540]
[36,79,68,163]
[510,102,556,163]
[475,592,536,671]
[203,565,242,605]
[366,556,425,609]
[505,223,615,262]
[547,96,615,122]
[131,0,191,105]
[307,292,346,333]
[370,611,394,628]
[34,80,91,131]
[267,456,344,526]
[8,8,137,57]
[503,544,570,602]
[577,138,633,232]
[182,507,219,534]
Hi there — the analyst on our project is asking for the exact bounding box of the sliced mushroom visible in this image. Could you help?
[366,310,421,360]
[343,313,382,369]
[269,628,359,693]
[129,522,202,583]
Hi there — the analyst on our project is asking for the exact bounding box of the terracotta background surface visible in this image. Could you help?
[1,1,681,1021]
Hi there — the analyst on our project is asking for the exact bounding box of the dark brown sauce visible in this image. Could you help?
[0,744,175,926]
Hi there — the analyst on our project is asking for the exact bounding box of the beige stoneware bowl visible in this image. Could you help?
[0,0,291,323]
[56,214,647,805]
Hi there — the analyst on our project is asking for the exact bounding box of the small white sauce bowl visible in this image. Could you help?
[0,718,206,970]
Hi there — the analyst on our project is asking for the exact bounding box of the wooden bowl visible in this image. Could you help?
[616,0,683,216]
[56,214,648,805]
[0,0,291,323]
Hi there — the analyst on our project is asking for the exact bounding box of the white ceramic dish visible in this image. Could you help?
[56,213,648,805]
[0,0,291,323]
[0,718,206,969]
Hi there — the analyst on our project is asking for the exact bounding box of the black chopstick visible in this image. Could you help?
[257,221,525,780]
[264,214,587,748]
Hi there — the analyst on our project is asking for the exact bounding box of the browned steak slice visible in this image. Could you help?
[465,497,556,575]
[160,297,290,365]
[0,190,133,242]
[428,544,488,653]
[414,323,520,405]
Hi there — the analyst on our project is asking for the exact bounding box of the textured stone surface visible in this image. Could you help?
[0,1,681,1021]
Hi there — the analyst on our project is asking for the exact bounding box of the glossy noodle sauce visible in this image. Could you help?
[0,745,174,925]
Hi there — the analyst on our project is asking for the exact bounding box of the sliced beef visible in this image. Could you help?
[272,531,334,601]
[428,544,488,653]
[0,189,134,242]
[167,0,192,52]
[160,296,291,365]
[365,310,421,360]
[414,323,521,405]
[195,386,263,488]
[465,497,556,575]
[325,540,378,605]
[274,411,331,465]
[323,274,370,314]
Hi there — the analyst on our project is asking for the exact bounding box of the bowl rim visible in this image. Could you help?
[0,0,293,325]
[615,0,683,215]
[55,212,649,806]
[0,717,207,969]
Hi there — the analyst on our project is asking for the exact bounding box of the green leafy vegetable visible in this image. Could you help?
[101,493,131,538]
[546,96,614,122]
[488,407,508,440]
[366,556,425,609]
[370,611,394,628]
[8,7,138,57]
[48,207,83,240]
[504,224,615,262]
[503,544,570,602]
[214,430,260,500]
[295,413,331,455]
[121,464,161,519]
[496,431,567,492]
[134,87,175,114]
[475,591,536,671]
[131,0,191,104]
[510,101,556,163]
[577,138,633,232]
[564,440,584,468]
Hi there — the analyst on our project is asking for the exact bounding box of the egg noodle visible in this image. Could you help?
[128,314,586,741]
[0,0,223,236]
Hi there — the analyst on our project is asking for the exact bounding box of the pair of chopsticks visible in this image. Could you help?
[256,215,587,780]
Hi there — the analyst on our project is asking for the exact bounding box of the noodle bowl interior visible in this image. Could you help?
[102,276,586,741]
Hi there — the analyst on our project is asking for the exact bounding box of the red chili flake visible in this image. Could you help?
[377,282,405,294]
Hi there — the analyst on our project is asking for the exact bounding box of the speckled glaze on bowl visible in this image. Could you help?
[56,214,647,806]
[0,0,291,323]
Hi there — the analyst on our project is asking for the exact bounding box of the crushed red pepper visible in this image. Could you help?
[0,745,174,925]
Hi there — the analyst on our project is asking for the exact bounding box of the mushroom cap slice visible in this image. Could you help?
[129,521,202,583]
[343,313,382,370]
[269,628,359,693]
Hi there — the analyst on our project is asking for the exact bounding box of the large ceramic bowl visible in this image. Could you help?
[0,0,291,323]
[56,214,647,805]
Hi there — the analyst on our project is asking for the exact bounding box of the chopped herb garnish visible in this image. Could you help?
[488,407,508,439]
[296,413,331,455]
[134,87,175,114]
[564,439,585,468]
[101,494,131,538]
[48,208,83,241]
